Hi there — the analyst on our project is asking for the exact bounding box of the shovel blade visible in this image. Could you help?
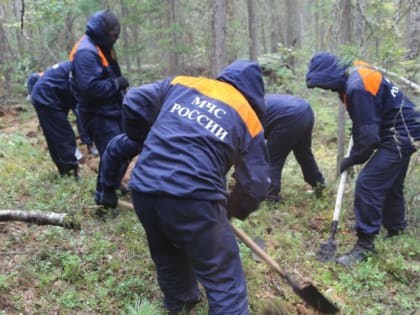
[318,240,337,262]
[294,284,339,314]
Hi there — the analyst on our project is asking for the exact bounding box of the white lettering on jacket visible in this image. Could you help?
[192,97,227,118]
[170,101,228,141]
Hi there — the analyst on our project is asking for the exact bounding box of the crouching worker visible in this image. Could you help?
[97,60,270,314]
[27,71,97,157]
[263,94,325,202]
[26,71,44,101]
[306,52,419,266]
[30,61,81,179]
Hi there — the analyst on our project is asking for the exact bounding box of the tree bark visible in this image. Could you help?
[247,0,258,61]
[211,0,227,77]
[0,210,80,230]
[406,0,420,59]
[285,0,300,68]
[336,0,352,177]
[269,0,282,53]
[167,0,179,75]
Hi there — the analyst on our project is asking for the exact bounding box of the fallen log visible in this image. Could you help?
[0,210,80,230]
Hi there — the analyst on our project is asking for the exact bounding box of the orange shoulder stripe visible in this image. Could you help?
[171,76,263,138]
[69,36,85,61]
[95,46,109,67]
[68,35,109,67]
[353,60,382,96]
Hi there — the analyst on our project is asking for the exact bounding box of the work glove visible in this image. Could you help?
[116,76,129,90]
[340,157,354,174]
[95,187,118,209]
[226,191,258,221]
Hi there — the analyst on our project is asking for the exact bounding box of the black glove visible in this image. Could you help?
[116,76,129,90]
[340,157,354,173]
[123,117,150,142]
[226,191,258,221]
[95,188,118,209]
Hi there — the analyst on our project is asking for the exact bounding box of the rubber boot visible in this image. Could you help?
[385,228,404,239]
[167,299,201,315]
[167,303,198,315]
[336,232,376,266]
[313,181,327,199]
[265,194,284,203]
[59,165,80,181]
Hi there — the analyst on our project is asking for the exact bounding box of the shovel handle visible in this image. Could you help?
[332,136,353,221]
[231,224,283,273]
[230,224,299,286]
[118,200,134,211]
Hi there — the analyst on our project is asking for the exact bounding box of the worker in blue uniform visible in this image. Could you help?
[30,61,80,178]
[27,71,98,156]
[97,60,270,314]
[306,52,419,266]
[263,94,325,202]
[69,9,128,189]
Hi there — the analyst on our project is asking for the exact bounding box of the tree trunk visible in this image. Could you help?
[285,0,300,68]
[167,0,179,75]
[120,0,132,73]
[354,0,367,53]
[406,0,420,59]
[211,0,227,77]
[336,0,352,177]
[247,0,258,60]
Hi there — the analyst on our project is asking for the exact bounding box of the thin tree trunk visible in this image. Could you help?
[247,0,258,60]
[211,0,227,77]
[406,0,420,59]
[269,0,281,53]
[120,0,132,73]
[167,0,179,75]
[336,0,352,177]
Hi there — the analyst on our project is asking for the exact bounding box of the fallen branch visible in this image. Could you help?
[374,66,420,93]
[0,210,80,230]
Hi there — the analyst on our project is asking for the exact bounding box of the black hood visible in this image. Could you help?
[216,60,266,122]
[306,52,349,93]
[85,10,120,50]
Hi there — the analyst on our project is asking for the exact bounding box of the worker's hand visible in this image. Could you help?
[95,188,118,209]
[116,76,129,90]
[340,157,353,173]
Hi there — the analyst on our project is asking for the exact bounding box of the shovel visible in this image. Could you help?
[318,137,353,262]
[232,224,339,314]
[117,200,339,313]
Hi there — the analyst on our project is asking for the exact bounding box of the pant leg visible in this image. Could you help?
[73,107,92,145]
[292,108,325,187]
[80,113,122,157]
[266,129,295,197]
[34,105,77,172]
[354,147,410,235]
[382,152,411,232]
[80,113,122,190]
[132,192,248,315]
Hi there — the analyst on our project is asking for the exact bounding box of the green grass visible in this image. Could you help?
[0,103,418,314]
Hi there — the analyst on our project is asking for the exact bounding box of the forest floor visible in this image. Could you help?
[0,102,419,315]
